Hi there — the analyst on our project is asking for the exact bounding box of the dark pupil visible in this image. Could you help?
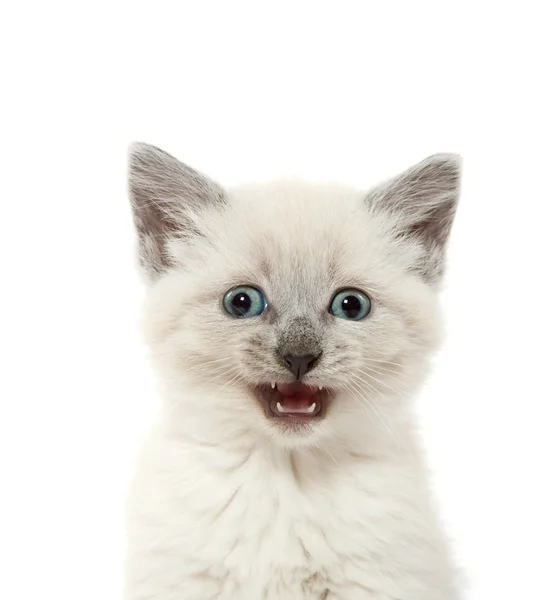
[231,293,252,315]
[341,295,361,318]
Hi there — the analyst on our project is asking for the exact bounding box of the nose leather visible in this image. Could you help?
[283,354,319,379]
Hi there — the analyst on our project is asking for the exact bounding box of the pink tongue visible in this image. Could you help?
[277,383,317,410]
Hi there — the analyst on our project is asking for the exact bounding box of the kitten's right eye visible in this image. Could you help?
[223,286,267,318]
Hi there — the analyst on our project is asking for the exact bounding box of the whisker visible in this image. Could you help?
[314,439,341,469]
[364,357,420,372]
[339,380,389,436]
[346,378,405,453]
[352,369,410,401]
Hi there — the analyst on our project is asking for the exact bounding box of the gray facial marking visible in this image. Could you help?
[278,316,322,360]
[241,331,281,376]
[244,334,267,351]
[259,257,273,281]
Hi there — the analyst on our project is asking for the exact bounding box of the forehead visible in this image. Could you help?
[197,180,395,303]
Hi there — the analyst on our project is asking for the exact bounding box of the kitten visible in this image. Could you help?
[124,143,462,600]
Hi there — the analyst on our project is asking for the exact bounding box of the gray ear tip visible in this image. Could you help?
[129,141,179,168]
[424,152,462,172]
[128,141,161,165]
[127,142,183,189]
[129,140,150,155]
[419,153,462,193]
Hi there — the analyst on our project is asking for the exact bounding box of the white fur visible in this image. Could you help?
[125,156,461,599]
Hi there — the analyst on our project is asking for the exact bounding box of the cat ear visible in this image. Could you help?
[128,142,226,281]
[366,154,462,284]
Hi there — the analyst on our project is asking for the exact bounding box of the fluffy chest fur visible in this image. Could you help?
[125,419,457,600]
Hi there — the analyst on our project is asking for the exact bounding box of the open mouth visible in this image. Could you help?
[255,382,332,421]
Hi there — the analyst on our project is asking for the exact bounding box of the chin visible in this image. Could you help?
[246,381,336,447]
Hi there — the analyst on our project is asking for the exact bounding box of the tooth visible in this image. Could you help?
[276,402,285,413]
[271,382,275,389]
[318,385,323,391]
[307,402,316,413]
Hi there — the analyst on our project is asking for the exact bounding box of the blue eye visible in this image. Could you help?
[223,286,267,318]
[329,289,372,321]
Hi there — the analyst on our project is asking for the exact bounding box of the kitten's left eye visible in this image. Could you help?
[223,286,267,318]
[329,289,372,321]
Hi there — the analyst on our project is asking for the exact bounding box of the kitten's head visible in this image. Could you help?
[128,144,461,449]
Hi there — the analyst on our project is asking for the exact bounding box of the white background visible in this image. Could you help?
[1,2,543,599]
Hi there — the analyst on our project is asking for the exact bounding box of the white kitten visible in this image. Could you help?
[124,143,462,599]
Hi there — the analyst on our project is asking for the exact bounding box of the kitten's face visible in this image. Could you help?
[130,145,460,449]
